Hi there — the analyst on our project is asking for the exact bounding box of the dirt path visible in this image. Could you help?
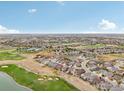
[0,53,98,91]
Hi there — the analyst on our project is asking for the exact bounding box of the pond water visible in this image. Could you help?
[0,72,31,91]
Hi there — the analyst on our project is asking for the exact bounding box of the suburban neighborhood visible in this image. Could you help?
[0,34,124,91]
[0,1,124,91]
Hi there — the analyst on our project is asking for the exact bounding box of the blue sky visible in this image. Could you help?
[0,1,124,34]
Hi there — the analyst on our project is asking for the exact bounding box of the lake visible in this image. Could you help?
[0,72,31,91]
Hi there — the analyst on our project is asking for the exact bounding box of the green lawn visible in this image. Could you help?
[0,52,24,61]
[83,44,106,48]
[0,64,78,91]
[117,45,124,49]
[70,43,106,50]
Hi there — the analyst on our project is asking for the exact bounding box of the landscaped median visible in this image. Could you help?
[0,64,78,91]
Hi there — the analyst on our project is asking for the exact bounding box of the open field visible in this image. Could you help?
[69,44,120,50]
[0,64,78,91]
[82,44,106,49]
[97,53,124,61]
[0,52,24,61]
[69,44,107,50]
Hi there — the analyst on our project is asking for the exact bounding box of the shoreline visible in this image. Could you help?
[0,64,78,91]
[0,53,98,91]
[0,71,32,91]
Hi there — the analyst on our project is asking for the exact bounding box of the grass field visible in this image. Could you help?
[83,44,106,48]
[97,54,124,61]
[69,44,107,50]
[0,64,78,91]
[117,45,124,48]
[0,52,24,61]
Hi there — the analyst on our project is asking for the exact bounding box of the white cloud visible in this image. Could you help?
[0,25,20,34]
[98,19,116,30]
[56,1,65,6]
[28,9,37,13]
